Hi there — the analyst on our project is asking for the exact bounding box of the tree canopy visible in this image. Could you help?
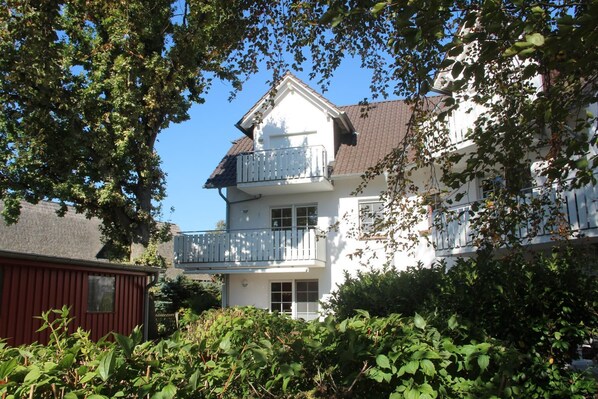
[2,0,597,257]
[275,0,598,252]
[0,0,282,257]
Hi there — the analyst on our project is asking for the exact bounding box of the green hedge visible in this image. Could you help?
[1,305,596,398]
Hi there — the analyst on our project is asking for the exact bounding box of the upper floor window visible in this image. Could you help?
[359,201,385,237]
[481,166,532,199]
[271,205,317,230]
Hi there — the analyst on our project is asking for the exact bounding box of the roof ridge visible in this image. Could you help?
[338,97,408,108]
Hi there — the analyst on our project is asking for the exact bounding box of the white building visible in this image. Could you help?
[174,73,597,321]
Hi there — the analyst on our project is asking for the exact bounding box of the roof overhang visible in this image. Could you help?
[0,249,161,275]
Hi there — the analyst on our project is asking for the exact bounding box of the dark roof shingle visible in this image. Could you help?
[334,100,414,176]
[204,96,445,187]
[204,136,253,188]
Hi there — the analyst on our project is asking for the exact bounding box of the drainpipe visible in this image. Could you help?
[216,188,261,308]
[143,270,159,341]
[217,188,262,228]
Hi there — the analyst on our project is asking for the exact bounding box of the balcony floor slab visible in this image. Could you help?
[237,177,333,196]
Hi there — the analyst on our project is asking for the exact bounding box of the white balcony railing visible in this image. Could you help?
[433,180,598,253]
[174,228,326,269]
[237,146,328,184]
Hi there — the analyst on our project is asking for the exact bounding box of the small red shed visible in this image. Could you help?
[0,250,159,346]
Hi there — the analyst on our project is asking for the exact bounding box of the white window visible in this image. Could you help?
[480,167,532,199]
[481,176,505,199]
[359,201,385,237]
[271,205,317,230]
[295,280,319,321]
[270,281,293,316]
[270,280,319,321]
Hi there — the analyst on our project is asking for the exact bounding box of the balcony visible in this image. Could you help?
[174,228,326,273]
[433,181,598,256]
[236,146,333,195]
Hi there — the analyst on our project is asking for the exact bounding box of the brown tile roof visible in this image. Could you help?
[204,136,253,188]
[333,99,414,176]
[205,96,445,187]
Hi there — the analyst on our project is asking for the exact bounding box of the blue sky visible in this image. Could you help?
[156,60,398,232]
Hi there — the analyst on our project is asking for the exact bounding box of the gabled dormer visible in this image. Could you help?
[232,73,354,196]
[237,72,354,154]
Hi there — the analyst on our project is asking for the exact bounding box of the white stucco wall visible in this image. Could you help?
[252,89,336,163]
[225,173,437,312]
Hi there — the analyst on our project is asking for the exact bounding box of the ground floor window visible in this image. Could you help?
[270,281,293,316]
[270,279,319,321]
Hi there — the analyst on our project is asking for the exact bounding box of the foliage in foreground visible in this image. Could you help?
[324,249,598,397]
[325,250,598,361]
[1,305,596,399]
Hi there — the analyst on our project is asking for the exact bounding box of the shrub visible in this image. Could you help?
[1,306,595,399]
[321,263,445,319]
[324,248,598,398]
[153,274,220,314]
[436,249,598,366]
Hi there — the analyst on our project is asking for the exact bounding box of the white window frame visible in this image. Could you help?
[269,279,319,321]
[479,166,533,200]
[270,204,318,230]
[358,200,385,239]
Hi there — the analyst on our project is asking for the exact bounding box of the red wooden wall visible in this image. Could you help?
[0,256,149,346]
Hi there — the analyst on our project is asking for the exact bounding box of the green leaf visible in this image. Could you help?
[514,41,533,49]
[503,47,519,57]
[23,365,41,384]
[477,354,490,371]
[371,2,386,15]
[0,358,17,379]
[219,336,231,352]
[575,157,589,169]
[376,354,391,369]
[114,333,134,358]
[447,315,459,330]
[403,360,419,375]
[58,353,76,369]
[97,350,116,382]
[526,33,545,46]
[160,384,177,399]
[413,313,426,330]
[405,387,420,399]
[420,383,434,395]
[79,371,96,384]
[451,61,464,79]
[420,359,436,376]
[189,369,201,391]
[63,393,78,399]
[331,15,344,28]
[252,348,268,364]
